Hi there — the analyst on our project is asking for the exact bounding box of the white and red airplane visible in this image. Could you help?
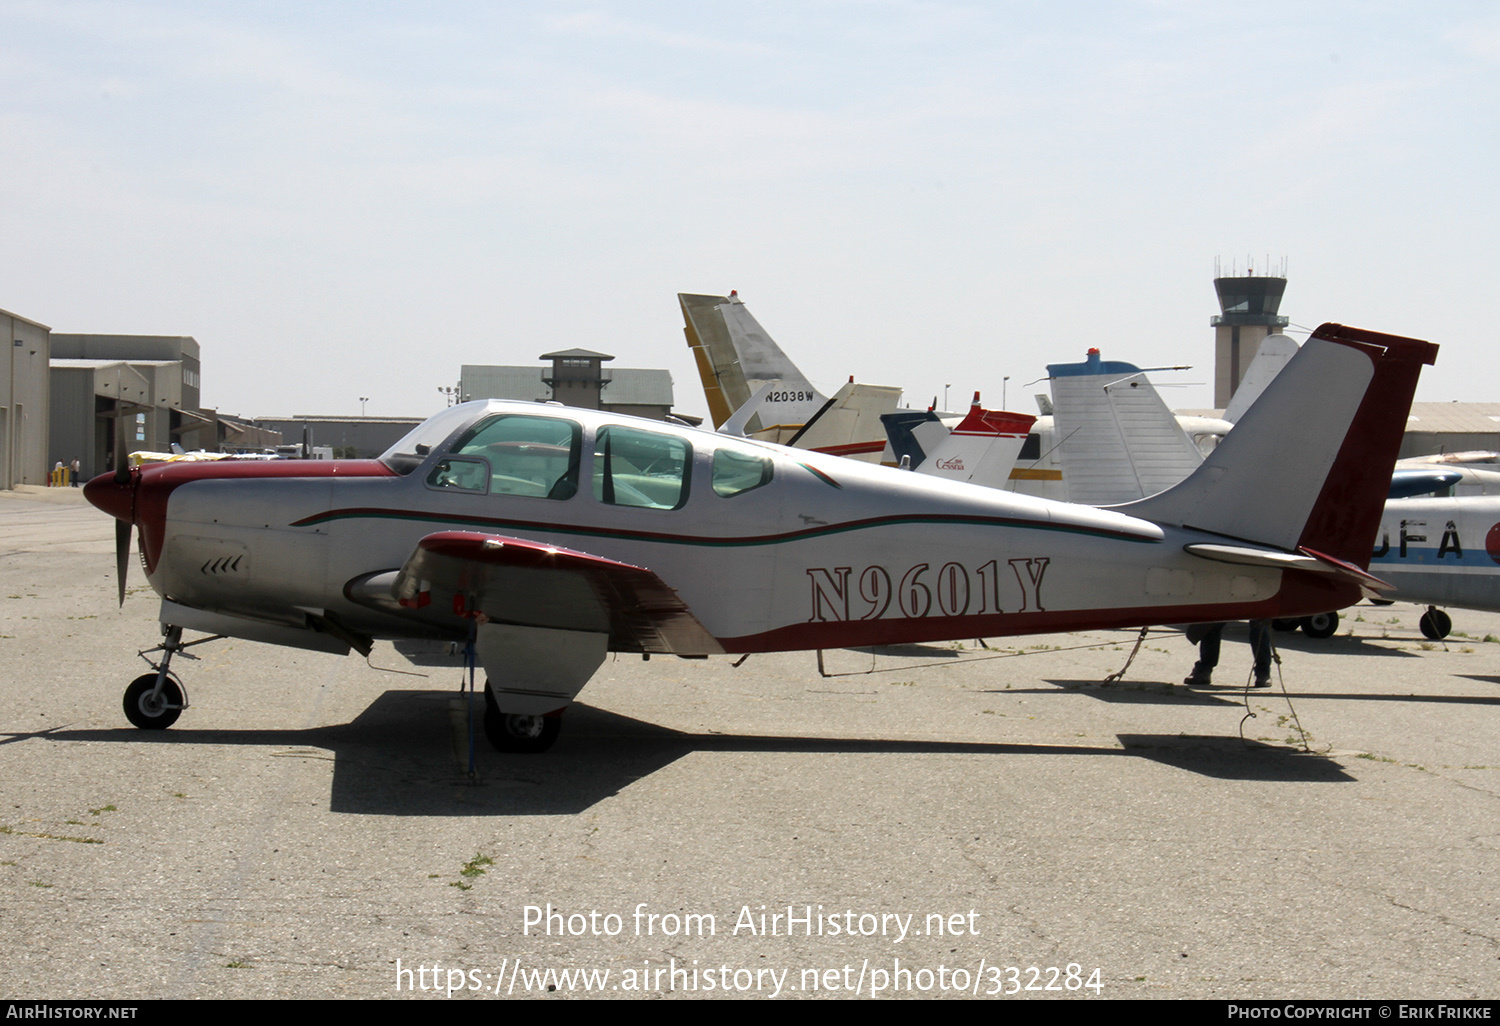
[85,323,1435,753]
[881,392,1036,486]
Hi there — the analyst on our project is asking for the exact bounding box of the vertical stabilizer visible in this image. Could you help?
[1223,333,1299,423]
[912,393,1036,487]
[679,292,827,438]
[788,381,904,462]
[881,410,947,469]
[1049,350,1203,504]
[1120,324,1438,567]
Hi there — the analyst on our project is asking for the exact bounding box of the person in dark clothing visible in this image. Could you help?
[1184,621,1272,688]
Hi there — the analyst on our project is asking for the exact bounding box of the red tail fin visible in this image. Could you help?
[1295,323,1438,567]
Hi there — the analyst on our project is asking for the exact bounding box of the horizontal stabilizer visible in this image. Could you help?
[1185,543,1393,598]
[1388,468,1463,499]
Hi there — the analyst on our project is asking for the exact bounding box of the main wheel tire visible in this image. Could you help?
[483,703,561,754]
[1271,619,1301,632]
[1419,608,1452,640]
[123,672,183,729]
[1301,612,1339,640]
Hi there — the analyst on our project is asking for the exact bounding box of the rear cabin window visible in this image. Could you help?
[712,448,774,497]
[592,425,690,510]
[442,414,581,499]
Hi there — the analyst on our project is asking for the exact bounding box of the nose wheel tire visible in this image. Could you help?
[123,673,184,730]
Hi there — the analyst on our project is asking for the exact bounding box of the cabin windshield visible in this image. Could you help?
[379,405,489,475]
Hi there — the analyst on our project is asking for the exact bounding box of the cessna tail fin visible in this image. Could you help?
[1119,324,1438,569]
[882,393,1035,486]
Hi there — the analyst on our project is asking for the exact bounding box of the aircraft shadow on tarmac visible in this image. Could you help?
[845,643,964,659]
[1113,734,1353,782]
[1037,680,1250,705]
[1255,631,1423,658]
[1037,677,1500,709]
[30,685,1360,814]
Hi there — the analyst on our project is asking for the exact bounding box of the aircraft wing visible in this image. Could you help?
[379,531,724,654]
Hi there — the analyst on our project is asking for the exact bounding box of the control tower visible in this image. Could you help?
[1211,261,1288,408]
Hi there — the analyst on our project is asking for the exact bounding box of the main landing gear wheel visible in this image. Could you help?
[1420,608,1453,640]
[482,682,561,754]
[123,673,183,730]
[1272,619,1301,632]
[1301,612,1339,639]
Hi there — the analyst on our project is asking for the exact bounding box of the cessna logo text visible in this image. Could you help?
[806,559,1050,622]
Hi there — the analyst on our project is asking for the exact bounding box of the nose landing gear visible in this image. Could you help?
[122,624,223,730]
[123,671,184,729]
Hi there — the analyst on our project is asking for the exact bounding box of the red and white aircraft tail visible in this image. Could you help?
[887,393,1036,487]
[1119,323,1438,572]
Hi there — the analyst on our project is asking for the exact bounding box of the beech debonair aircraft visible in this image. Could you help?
[86,323,1435,753]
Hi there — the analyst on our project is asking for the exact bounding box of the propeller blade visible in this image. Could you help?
[111,407,134,603]
[115,517,132,606]
[114,407,130,483]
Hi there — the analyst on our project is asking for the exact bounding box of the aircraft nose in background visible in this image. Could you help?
[83,471,135,524]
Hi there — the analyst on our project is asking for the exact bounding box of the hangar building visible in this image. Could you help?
[1,307,53,489]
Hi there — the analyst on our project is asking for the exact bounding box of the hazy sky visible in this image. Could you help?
[3,1,1496,420]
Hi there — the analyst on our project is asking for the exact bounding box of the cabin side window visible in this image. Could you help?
[447,415,581,499]
[712,448,774,497]
[592,425,691,510]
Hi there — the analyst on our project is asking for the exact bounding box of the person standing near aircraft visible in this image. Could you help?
[1183,621,1273,688]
